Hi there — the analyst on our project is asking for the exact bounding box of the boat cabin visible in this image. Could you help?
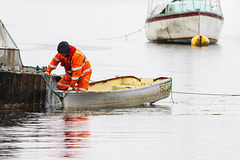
[149,0,223,18]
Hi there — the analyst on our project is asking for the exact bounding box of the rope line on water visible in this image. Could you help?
[98,26,145,40]
[172,91,240,97]
[170,90,240,104]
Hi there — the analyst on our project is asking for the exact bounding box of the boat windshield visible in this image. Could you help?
[148,0,223,18]
[0,19,23,71]
[0,20,18,49]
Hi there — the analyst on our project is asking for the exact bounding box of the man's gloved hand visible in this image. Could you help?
[44,72,50,76]
[68,87,73,91]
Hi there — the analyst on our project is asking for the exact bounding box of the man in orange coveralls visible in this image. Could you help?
[45,41,92,91]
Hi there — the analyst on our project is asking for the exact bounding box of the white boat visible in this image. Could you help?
[58,76,172,109]
[145,0,224,44]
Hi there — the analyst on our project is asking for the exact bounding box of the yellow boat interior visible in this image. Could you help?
[88,76,168,91]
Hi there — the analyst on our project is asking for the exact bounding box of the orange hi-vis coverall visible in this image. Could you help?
[45,45,92,91]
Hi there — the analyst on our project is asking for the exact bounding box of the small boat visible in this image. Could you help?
[58,76,172,109]
[145,0,224,44]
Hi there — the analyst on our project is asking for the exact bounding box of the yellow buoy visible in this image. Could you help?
[191,35,210,47]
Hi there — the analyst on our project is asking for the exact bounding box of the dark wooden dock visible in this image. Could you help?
[0,71,61,109]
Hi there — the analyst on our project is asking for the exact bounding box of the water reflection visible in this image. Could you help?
[0,109,92,159]
[0,108,44,127]
[145,40,222,50]
[62,104,172,116]
[110,104,172,116]
[1,103,239,160]
[0,109,45,159]
[61,114,90,158]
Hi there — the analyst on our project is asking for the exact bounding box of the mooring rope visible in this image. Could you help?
[172,91,240,97]
[36,66,64,101]
[98,26,145,40]
[170,90,240,104]
[170,90,175,104]
[41,74,64,100]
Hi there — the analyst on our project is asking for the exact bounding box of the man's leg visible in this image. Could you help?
[57,74,71,90]
[77,70,92,91]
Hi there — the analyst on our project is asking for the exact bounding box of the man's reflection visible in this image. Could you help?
[62,114,90,158]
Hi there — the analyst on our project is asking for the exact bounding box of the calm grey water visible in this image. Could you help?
[1,0,240,159]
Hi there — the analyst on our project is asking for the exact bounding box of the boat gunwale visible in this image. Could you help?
[89,76,170,85]
[58,77,172,94]
[146,11,224,23]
